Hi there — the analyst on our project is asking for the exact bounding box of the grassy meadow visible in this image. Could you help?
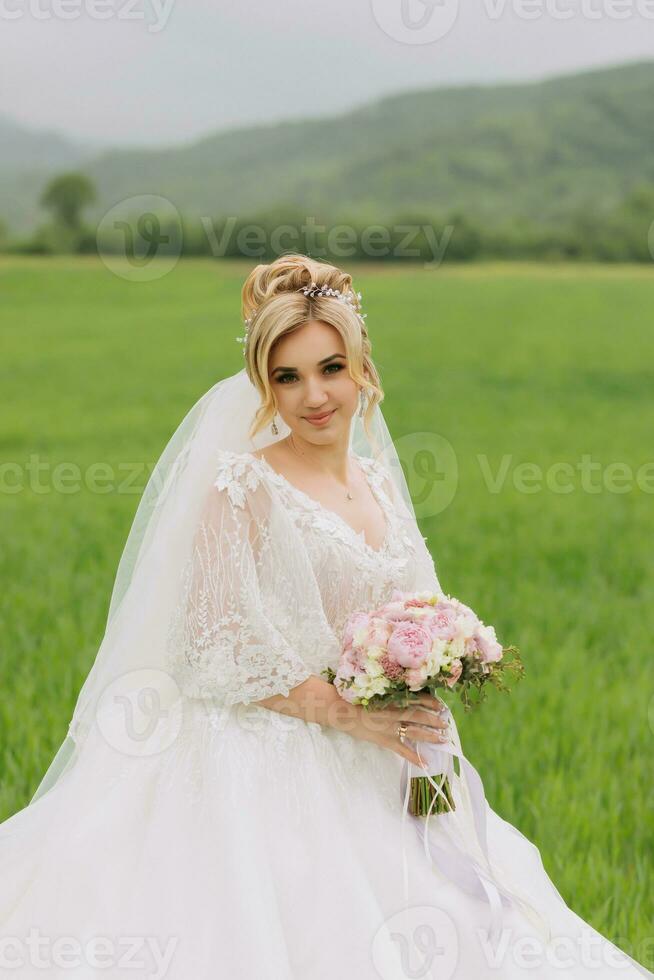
[1,256,653,966]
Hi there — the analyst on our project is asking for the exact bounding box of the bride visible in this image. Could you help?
[0,254,651,979]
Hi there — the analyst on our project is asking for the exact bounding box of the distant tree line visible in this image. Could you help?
[2,171,654,263]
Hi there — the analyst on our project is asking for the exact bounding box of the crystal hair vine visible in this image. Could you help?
[235,282,367,355]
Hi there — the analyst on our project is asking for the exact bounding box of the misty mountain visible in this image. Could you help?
[2,59,654,235]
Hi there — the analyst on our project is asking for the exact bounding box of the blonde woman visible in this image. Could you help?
[0,255,650,979]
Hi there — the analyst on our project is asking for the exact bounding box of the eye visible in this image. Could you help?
[276,363,344,384]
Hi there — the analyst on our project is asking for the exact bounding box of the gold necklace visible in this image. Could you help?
[288,434,354,500]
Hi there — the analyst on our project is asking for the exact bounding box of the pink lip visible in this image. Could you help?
[305,409,335,425]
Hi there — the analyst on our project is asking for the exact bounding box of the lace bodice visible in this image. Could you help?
[166,449,442,705]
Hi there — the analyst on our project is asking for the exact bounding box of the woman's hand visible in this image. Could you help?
[349,693,451,767]
[256,679,451,768]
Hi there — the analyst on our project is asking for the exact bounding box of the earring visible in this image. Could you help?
[358,388,367,418]
[271,414,279,435]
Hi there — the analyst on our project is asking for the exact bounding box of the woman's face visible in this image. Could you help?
[267,320,362,445]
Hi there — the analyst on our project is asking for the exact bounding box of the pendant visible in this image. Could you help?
[346,491,353,500]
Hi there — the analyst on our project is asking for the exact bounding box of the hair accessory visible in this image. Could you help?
[236,282,366,355]
[300,282,367,328]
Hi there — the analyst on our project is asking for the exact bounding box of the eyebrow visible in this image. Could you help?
[271,353,346,374]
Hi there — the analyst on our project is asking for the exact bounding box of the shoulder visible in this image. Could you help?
[213,450,267,510]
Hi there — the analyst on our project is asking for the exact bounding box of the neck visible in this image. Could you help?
[285,433,353,484]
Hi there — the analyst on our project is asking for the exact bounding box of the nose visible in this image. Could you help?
[304,376,330,410]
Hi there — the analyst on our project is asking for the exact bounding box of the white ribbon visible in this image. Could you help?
[398,706,554,947]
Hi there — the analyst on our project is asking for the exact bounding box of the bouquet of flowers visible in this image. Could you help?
[322,589,524,816]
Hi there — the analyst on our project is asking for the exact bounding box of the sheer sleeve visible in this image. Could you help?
[165,453,317,705]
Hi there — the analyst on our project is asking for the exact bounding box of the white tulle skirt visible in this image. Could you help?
[0,699,650,980]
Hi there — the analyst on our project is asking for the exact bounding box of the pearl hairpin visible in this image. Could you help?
[236,282,367,356]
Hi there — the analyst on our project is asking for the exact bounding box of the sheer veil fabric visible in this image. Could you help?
[29,367,421,801]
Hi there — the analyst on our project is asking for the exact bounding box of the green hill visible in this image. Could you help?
[0,116,92,233]
[2,59,654,235]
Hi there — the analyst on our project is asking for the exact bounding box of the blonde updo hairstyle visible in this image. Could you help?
[241,254,383,441]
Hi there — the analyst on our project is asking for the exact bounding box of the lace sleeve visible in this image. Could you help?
[165,454,316,705]
[375,458,443,594]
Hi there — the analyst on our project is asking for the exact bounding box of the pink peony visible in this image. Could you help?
[384,605,420,623]
[367,618,393,647]
[475,625,503,663]
[464,636,479,656]
[405,596,433,609]
[379,653,404,680]
[343,611,370,650]
[387,622,432,669]
[341,647,365,675]
[427,604,458,641]
[405,665,429,691]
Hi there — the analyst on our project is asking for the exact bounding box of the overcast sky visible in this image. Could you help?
[2,0,653,148]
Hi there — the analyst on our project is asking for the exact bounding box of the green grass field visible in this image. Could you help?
[1,257,653,966]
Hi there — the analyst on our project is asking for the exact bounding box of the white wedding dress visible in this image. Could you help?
[0,449,650,980]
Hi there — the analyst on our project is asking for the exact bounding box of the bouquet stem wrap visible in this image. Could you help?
[409,765,455,816]
[399,706,555,948]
